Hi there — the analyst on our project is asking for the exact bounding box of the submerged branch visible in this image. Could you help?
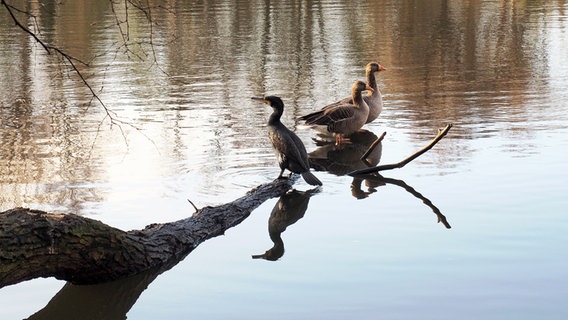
[361,131,386,161]
[348,124,453,176]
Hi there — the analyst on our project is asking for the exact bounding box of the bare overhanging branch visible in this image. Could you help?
[1,0,123,124]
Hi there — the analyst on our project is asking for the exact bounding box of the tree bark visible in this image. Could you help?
[0,177,296,288]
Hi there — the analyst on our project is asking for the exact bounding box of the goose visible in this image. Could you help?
[311,62,386,124]
[300,80,373,144]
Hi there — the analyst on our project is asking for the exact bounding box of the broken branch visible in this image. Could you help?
[348,123,453,176]
[361,131,386,161]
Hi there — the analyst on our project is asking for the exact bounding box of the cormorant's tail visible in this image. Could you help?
[302,171,322,186]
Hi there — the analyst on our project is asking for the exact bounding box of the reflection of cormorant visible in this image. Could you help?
[252,96,322,186]
[252,189,319,261]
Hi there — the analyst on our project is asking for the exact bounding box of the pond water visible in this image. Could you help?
[1,0,568,319]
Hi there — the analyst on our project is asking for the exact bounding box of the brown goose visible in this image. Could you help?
[313,62,386,124]
[252,96,322,186]
[300,80,373,144]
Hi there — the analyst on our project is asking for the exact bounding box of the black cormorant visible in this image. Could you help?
[252,96,322,186]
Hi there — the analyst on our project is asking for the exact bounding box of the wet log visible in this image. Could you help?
[0,177,296,288]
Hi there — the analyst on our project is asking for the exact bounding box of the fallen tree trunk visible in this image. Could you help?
[0,177,296,288]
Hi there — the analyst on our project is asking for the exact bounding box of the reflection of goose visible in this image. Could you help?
[300,80,373,144]
[308,130,384,199]
[309,129,382,176]
[350,176,386,199]
[252,96,322,186]
[252,189,318,261]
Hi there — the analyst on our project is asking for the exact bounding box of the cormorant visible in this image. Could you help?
[252,96,322,186]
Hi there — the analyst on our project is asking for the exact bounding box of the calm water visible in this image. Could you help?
[1,0,568,319]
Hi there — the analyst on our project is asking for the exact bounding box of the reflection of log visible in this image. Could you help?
[26,266,162,320]
[348,124,453,176]
[0,177,296,288]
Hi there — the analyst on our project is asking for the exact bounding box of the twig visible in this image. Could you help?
[187,199,199,214]
[361,131,386,161]
[348,123,453,176]
[1,0,126,124]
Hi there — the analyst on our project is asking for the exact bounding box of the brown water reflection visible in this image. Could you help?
[2,1,567,209]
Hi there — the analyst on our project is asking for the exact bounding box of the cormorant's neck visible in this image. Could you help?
[268,108,283,125]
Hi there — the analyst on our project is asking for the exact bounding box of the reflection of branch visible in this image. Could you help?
[349,124,453,176]
[378,175,451,229]
[349,174,450,228]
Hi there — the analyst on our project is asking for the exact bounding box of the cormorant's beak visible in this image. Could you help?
[251,96,268,105]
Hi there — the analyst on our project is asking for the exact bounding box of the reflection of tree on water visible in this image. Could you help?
[26,263,170,320]
[252,188,319,261]
[308,130,450,228]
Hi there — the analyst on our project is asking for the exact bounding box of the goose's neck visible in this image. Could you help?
[367,71,379,96]
[352,89,365,107]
